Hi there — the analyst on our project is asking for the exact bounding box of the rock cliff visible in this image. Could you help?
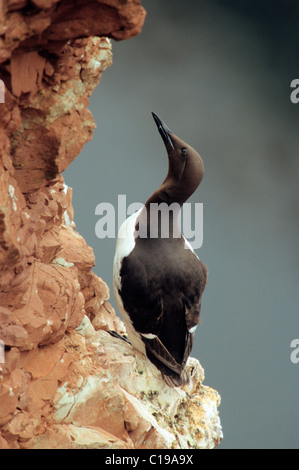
[0,0,222,449]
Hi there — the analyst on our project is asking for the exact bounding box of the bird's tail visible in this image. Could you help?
[161,369,189,387]
[143,334,192,387]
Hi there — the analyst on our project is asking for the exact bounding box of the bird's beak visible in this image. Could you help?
[152,112,174,150]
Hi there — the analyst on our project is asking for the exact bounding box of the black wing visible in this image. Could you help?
[119,247,208,386]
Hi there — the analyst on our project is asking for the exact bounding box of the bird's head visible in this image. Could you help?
[152,112,204,204]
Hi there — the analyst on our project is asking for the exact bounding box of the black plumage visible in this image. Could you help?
[113,113,207,387]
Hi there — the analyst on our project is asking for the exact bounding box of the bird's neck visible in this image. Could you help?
[145,175,195,207]
[135,183,184,240]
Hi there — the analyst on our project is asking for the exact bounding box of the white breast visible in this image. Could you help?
[113,208,147,355]
[113,208,142,292]
[183,235,199,259]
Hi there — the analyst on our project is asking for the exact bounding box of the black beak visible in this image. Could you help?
[152,112,174,150]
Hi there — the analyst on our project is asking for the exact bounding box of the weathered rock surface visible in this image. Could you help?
[33,316,222,449]
[0,0,222,449]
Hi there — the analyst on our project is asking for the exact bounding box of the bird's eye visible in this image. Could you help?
[181,147,187,155]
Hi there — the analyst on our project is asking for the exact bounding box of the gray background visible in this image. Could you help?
[64,0,299,449]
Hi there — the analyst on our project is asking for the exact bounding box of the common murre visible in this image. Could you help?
[113,112,207,387]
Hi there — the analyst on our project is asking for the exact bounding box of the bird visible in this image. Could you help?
[113,112,208,387]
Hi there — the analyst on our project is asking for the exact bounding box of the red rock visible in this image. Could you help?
[0,433,9,449]
[33,424,131,449]
[0,384,19,426]
[0,325,28,348]
[21,340,65,378]
[11,52,46,98]
[29,379,58,401]
[0,348,20,375]
[0,0,140,444]
[6,411,37,440]
[58,374,127,440]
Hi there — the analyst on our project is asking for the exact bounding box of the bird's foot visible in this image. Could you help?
[107,330,131,344]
